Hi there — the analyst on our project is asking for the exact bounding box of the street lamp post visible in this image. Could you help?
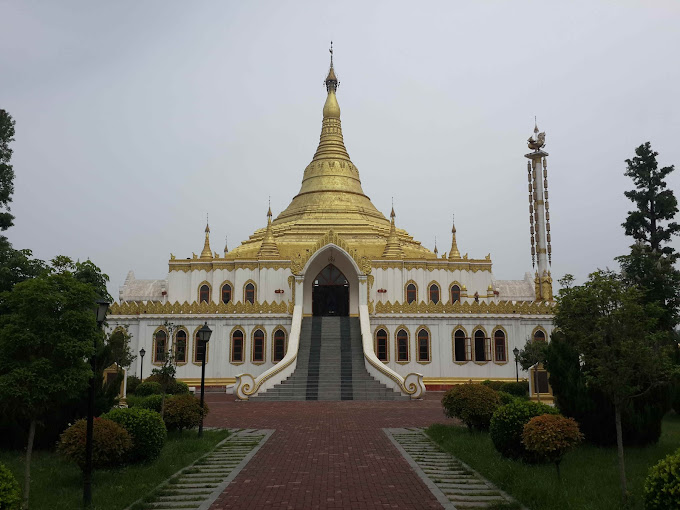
[139,348,146,380]
[84,299,110,508]
[513,347,520,383]
[196,322,212,438]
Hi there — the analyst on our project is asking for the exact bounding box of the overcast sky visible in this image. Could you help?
[2,1,679,299]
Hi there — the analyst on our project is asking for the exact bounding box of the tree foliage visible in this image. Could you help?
[0,237,46,296]
[0,110,15,231]
[518,338,547,371]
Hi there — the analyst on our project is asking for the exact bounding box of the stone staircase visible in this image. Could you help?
[250,317,408,401]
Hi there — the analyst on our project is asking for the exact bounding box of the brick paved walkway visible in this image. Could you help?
[203,392,456,510]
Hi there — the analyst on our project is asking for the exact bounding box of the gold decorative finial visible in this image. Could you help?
[534,116,538,133]
[448,214,461,260]
[258,204,280,259]
[382,204,403,259]
[325,42,338,92]
[434,236,439,256]
[200,218,212,259]
[224,235,228,255]
[267,196,272,217]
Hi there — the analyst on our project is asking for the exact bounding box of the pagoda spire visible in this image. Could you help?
[223,235,229,256]
[381,205,404,259]
[200,216,212,259]
[448,214,461,260]
[257,202,281,260]
[434,237,439,257]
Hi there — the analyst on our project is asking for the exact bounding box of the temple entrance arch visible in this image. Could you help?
[312,264,349,316]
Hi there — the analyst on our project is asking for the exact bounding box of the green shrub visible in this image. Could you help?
[126,376,141,395]
[481,380,505,391]
[499,381,530,397]
[497,391,517,406]
[164,394,209,432]
[522,414,583,471]
[57,418,132,470]
[644,448,680,509]
[0,463,21,510]
[137,394,163,413]
[442,384,500,431]
[489,400,559,459]
[167,380,190,395]
[102,408,167,463]
[134,381,162,396]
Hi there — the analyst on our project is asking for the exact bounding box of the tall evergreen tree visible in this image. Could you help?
[0,110,16,231]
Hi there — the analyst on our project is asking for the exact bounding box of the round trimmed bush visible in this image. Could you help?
[134,381,162,396]
[57,418,132,470]
[489,400,559,459]
[644,449,680,509]
[0,463,21,510]
[137,394,164,413]
[499,381,530,398]
[497,391,517,406]
[102,408,166,463]
[481,380,505,391]
[167,380,190,395]
[442,384,500,431]
[522,414,583,466]
[126,375,141,395]
[164,394,209,432]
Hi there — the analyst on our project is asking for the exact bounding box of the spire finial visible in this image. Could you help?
[390,197,395,218]
[434,236,439,256]
[224,235,228,254]
[448,214,461,260]
[267,196,272,217]
[534,116,539,133]
[330,41,333,68]
[205,213,210,233]
[325,43,338,92]
[200,217,212,258]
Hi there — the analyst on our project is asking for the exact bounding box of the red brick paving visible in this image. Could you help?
[204,392,455,510]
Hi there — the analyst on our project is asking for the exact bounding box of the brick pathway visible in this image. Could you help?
[204,392,456,509]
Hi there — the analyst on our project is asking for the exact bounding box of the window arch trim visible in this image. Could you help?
[531,325,548,342]
[271,325,288,363]
[197,280,212,304]
[220,280,234,304]
[492,325,509,364]
[152,325,169,365]
[404,280,419,304]
[427,281,441,304]
[174,327,189,365]
[192,324,210,365]
[374,325,389,363]
[416,326,432,364]
[451,325,469,364]
[394,325,411,364]
[472,326,490,365]
[251,326,266,364]
[243,280,257,304]
[449,281,463,304]
[230,326,246,365]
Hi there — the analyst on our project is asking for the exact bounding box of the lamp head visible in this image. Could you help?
[197,322,212,343]
[95,299,110,325]
[140,348,146,358]
[513,347,520,358]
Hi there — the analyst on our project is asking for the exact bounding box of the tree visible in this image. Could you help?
[0,110,15,231]
[517,337,547,402]
[0,237,46,295]
[0,269,100,509]
[555,270,675,504]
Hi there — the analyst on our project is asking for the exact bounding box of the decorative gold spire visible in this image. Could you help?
[448,215,461,260]
[257,205,281,260]
[434,237,439,257]
[223,235,229,256]
[200,218,212,259]
[381,206,404,259]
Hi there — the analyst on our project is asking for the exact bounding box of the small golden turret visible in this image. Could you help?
[381,206,404,259]
[223,235,229,257]
[200,221,212,259]
[448,215,461,260]
[257,205,281,260]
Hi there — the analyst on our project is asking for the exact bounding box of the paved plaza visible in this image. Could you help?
[202,392,456,509]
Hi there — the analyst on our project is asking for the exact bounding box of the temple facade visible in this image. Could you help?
[109,51,555,400]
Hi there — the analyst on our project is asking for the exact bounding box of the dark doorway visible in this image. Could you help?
[312,264,350,316]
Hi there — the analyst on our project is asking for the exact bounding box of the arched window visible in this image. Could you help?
[534,329,546,342]
[175,330,187,363]
[406,283,417,304]
[154,330,167,363]
[454,329,467,362]
[396,329,409,362]
[252,329,265,363]
[273,329,286,363]
[231,329,244,363]
[194,331,208,363]
[417,328,430,362]
[221,283,232,304]
[376,328,388,362]
[451,285,461,303]
[474,329,488,362]
[245,283,255,304]
[428,284,440,304]
[494,330,506,362]
[199,284,210,304]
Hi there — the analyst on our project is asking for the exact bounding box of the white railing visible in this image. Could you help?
[359,305,425,398]
[234,305,303,400]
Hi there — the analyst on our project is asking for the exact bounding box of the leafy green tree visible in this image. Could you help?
[0,269,100,509]
[0,110,16,231]
[0,237,46,295]
[555,270,675,504]
[517,338,548,402]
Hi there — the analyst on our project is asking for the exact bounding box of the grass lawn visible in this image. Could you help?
[0,429,230,510]
[427,413,680,510]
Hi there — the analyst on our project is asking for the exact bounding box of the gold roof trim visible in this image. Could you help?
[110,300,289,316]
[375,300,555,316]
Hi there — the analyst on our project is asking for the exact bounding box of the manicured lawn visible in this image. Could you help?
[427,414,680,510]
[0,429,230,510]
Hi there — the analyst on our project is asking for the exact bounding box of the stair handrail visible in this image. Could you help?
[234,304,303,400]
[358,305,425,398]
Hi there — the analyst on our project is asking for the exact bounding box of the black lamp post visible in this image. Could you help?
[196,322,212,437]
[139,348,146,380]
[84,299,110,508]
[513,347,520,383]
